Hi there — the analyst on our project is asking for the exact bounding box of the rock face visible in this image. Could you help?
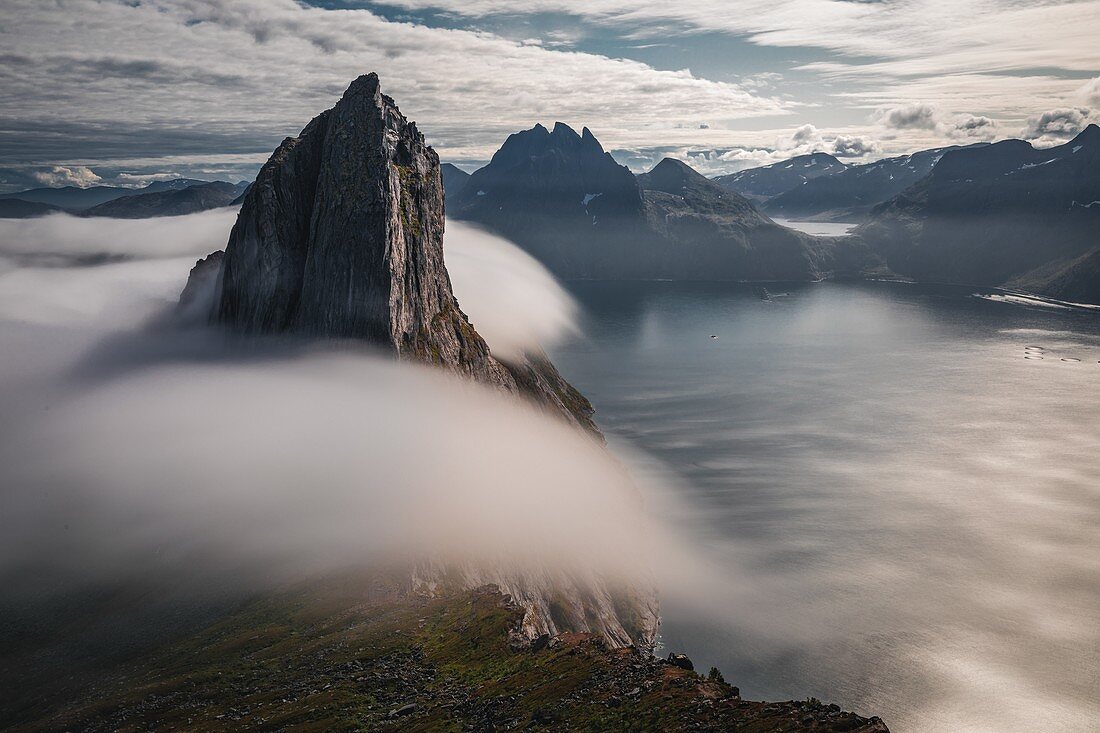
[207,73,594,431]
[182,74,653,646]
[858,125,1100,303]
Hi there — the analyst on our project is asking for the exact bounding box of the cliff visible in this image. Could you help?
[180,73,653,647]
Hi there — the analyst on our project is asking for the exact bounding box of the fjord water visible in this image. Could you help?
[549,281,1100,733]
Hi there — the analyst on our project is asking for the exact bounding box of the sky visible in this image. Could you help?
[0,0,1098,192]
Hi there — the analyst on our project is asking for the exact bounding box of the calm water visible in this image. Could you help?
[773,218,857,236]
[550,280,1100,733]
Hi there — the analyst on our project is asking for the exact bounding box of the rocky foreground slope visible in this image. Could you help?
[5,572,889,733]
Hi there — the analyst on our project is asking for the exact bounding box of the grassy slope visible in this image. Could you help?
[7,572,889,732]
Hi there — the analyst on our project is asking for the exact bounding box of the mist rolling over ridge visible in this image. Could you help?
[2,1,1100,729]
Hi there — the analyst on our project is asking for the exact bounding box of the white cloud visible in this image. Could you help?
[370,0,1100,160]
[872,104,1000,143]
[1078,77,1100,107]
[30,165,102,188]
[0,0,789,172]
[876,103,939,131]
[1020,107,1093,145]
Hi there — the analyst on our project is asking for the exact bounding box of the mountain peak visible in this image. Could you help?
[1071,123,1100,145]
[551,121,579,138]
[581,126,605,154]
[644,157,709,187]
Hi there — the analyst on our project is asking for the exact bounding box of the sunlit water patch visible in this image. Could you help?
[550,280,1100,733]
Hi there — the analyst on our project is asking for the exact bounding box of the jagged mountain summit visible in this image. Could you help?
[451,124,864,281]
[713,152,847,203]
[858,124,1100,303]
[449,121,649,278]
[207,74,592,432]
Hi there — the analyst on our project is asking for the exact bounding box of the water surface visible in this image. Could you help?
[550,280,1100,733]
[772,218,857,236]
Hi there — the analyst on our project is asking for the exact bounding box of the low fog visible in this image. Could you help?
[0,210,703,599]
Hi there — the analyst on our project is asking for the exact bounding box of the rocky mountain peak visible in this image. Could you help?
[644,157,710,187]
[189,74,600,435]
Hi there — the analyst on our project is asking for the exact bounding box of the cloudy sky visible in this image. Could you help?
[1,0,1098,191]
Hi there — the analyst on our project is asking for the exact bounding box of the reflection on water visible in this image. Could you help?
[772,218,857,236]
[550,280,1100,733]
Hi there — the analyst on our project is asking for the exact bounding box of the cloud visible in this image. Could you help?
[0,209,702,628]
[778,124,879,159]
[0,0,788,187]
[1020,107,1092,143]
[949,114,998,139]
[876,103,939,131]
[444,221,578,362]
[29,165,102,188]
[873,104,1000,142]
[374,0,1100,120]
[830,135,879,156]
[1077,77,1100,107]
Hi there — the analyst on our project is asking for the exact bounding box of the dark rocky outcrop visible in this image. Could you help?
[713,152,847,203]
[81,181,247,218]
[177,251,225,324]
[764,144,982,221]
[857,125,1100,303]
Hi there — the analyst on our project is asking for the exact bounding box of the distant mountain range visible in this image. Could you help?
[448,122,862,281]
[858,124,1100,303]
[713,152,846,204]
[80,181,248,218]
[744,145,982,222]
[0,178,247,218]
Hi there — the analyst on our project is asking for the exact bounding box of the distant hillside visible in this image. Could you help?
[858,125,1100,303]
[80,181,248,218]
[0,178,212,210]
[450,123,865,281]
[0,199,63,218]
[713,153,846,203]
[440,162,470,202]
[764,145,982,221]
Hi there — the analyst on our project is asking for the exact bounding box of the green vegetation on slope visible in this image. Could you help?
[8,571,888,732]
